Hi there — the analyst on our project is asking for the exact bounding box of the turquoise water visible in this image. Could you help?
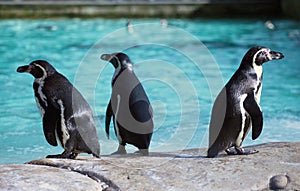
[0,18,299,164]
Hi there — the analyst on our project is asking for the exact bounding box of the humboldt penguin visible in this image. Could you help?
[101,52,154,155]
[207,46,284,157]
[17,60,100,159]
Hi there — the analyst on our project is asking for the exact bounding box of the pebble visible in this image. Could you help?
[269,175,288,190]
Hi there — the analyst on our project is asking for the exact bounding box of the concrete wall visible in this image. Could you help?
[0,1,283,19]
[281,0,300,20]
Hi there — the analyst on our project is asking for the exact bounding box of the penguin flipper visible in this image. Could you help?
[243,91,263,140]
[130,100,152,123]
[43,107,59,146]
[105,100,113,139]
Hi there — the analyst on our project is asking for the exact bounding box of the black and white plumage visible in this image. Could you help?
[17,60,100,159]
[101,52,154,155]
[207,46,284,158]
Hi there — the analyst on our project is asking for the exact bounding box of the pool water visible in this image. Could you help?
[0,18,299,164]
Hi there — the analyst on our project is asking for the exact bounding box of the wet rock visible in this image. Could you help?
[269,175,288,190]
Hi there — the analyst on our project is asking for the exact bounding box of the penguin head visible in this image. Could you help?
[242,46,284,67]
[17,60,56,79]
[100,52,133,69]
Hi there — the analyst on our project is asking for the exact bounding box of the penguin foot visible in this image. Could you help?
[46,154,67,159]
[92,153,100,158]
[111,145,127,155]
[134,149,149,156]
[46,152,78,159]
[226,146,259,155]
[69,152,78,159]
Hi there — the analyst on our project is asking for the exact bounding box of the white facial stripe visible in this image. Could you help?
[57,99,70,148]
[112,55,122,81]
[112,55,121,67]
[33,63,47,80]
[33,63,48,108]
[236,94,248,146]
[114,94,122,143]
[252,49,268,78]
[253,49,262,63]
[253,48,272,63]
[252,49,268,100]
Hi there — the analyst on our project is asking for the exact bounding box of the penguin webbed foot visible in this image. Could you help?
[111,145,127,155]
[92,153,100,158]
[134,149,149,156]
[226,146,258,155]
[46,151,78,159]
[46,154,62,158]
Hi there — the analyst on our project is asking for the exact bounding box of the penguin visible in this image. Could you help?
[101,52,154,155]
[207,46,284,158]
[17,60,100,159]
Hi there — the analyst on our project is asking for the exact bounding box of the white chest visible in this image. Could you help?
[253,66,263,104]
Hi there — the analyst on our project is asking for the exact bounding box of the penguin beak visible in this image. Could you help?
[269,51,284,60]
[100,54,113,62]
[16,65,32,73]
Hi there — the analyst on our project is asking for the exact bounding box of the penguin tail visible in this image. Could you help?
[93,153,100,158]
[207,141,226,158]
[207,147,219,158]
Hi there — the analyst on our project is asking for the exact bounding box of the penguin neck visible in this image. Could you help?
[112,64,133,86]
[34,68,48,84]
[112,65,121,83]
[34,76,47,85]
[253,64,263,78]
[239,62,263,79]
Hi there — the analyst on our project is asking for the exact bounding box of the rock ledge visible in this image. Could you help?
[0,142,299,191]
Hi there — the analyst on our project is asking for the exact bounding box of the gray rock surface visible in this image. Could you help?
[0,164,103,191]
[0,142,299,191]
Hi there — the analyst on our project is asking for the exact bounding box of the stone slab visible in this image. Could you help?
[0,164,103,191]
[25,142,300,191]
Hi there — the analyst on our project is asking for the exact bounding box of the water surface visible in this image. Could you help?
[0,18,299,164]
